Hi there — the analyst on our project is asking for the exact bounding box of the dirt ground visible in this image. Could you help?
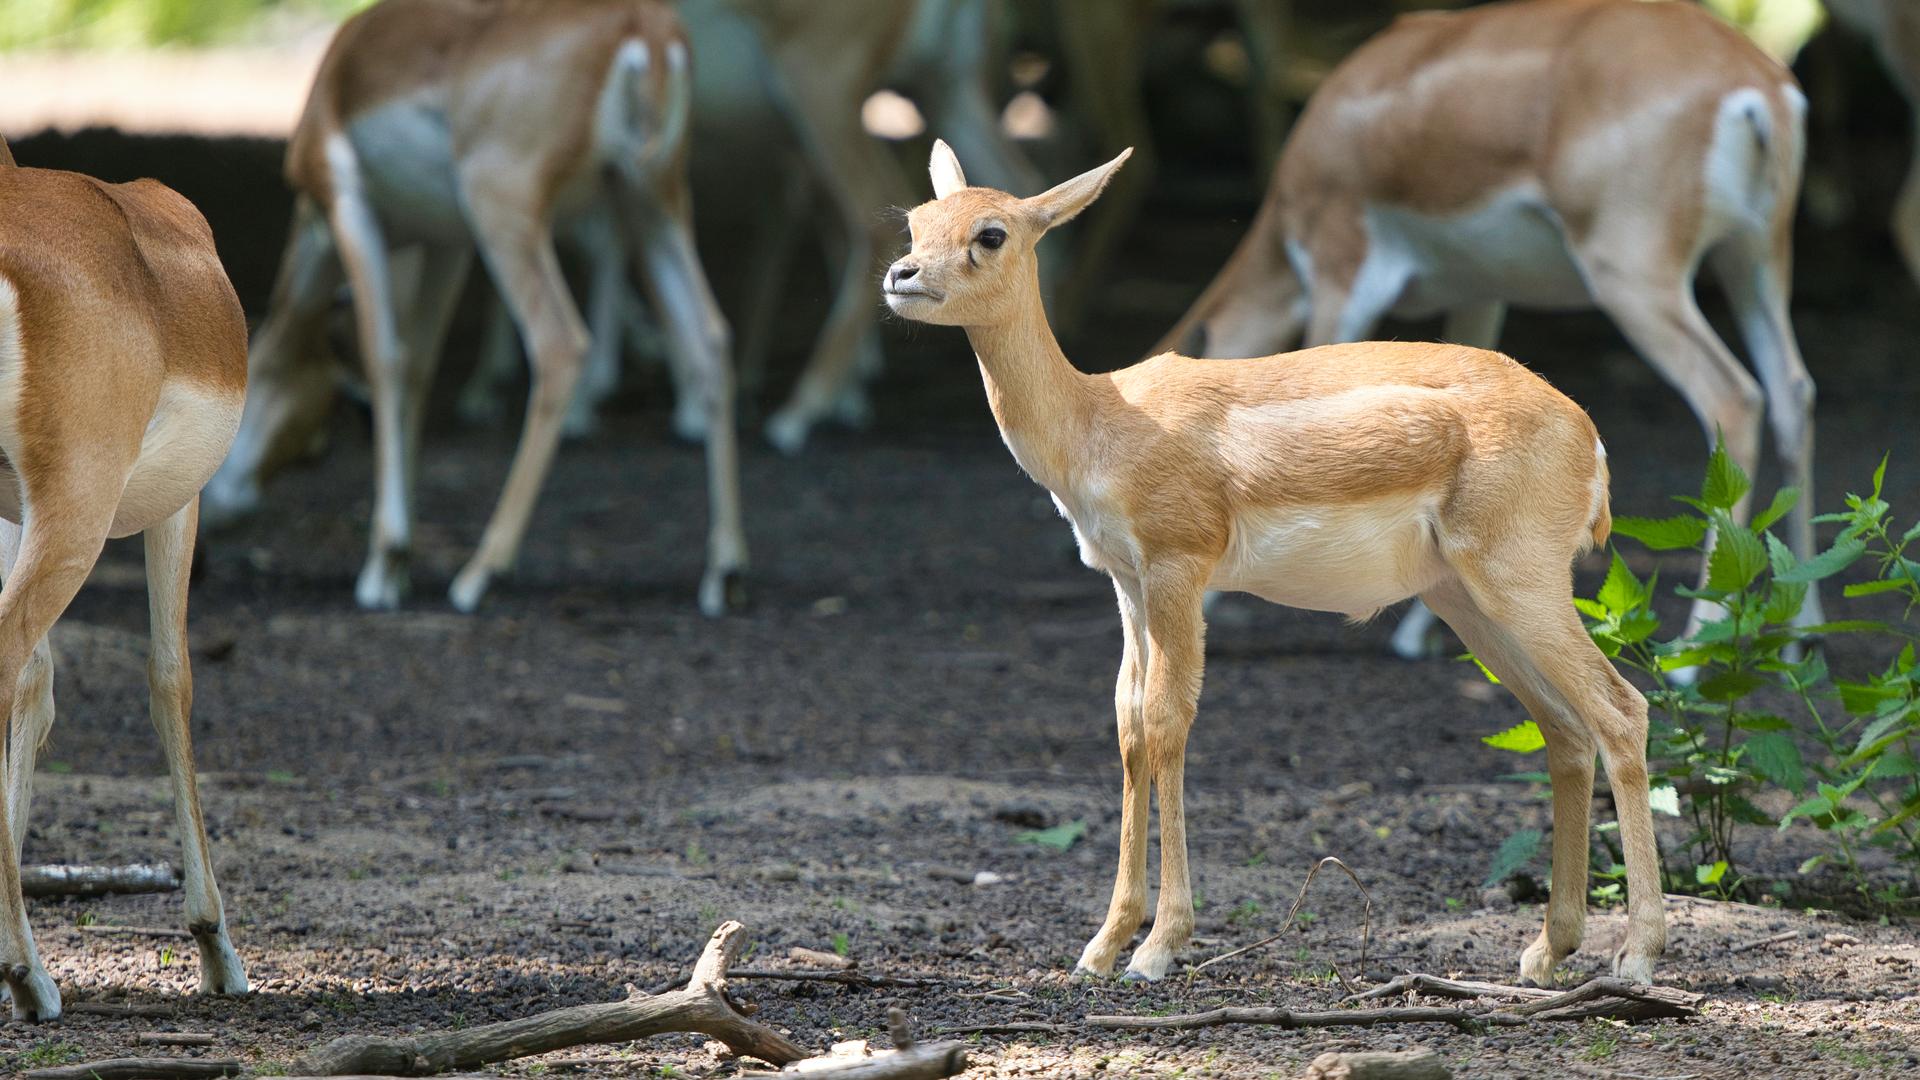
[3,128,1920,1078]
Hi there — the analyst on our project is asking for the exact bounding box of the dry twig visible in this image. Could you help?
[292,921,806,1075]
[1728,930,1798,954]
[134,1033,216,1046]
[77,924,194,940]
[22,863,180,897]
[1193,855,1372,993]
[24,1059,238,1080]
[1089,975,1702,1034]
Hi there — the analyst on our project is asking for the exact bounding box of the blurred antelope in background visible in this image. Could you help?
[0,139,249,1020]
[1160,0,1821,659]
[886,138,1664,985]
[1827,0,1920,289]
[205,0,747,615]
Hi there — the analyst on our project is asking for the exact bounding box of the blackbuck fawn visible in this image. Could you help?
[884,139,1663,985]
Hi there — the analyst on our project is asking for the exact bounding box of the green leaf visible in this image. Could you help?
[1850,711,1914,762]
[1843,579,1911,598]
[1701,439,1752,511]
[1572,598,1610,621]
[1698,669,1764,703]
[1732,713,1793,732]
[1706,519,1767,592]
[1795,620,1890,636]
[1017,819,1087,852]
[1483,828,1542,888]
[1649,784,1681,817]
[1744,732,1807,793]
[1611,514,1708,550]
[1797,854,1827,875]
[1463,653,1501,685]
[1498,771,1552,784]
[1775,535,1868,584]
[1695,860,1729,886]
[1779,794,1832,830]
[1597,552,1645,616]
[1764,533,1798,577]
[1751,487,1800,533]
[1482,720,1544,753]
[1873,454,1888,499]
[1872,750,1919,778]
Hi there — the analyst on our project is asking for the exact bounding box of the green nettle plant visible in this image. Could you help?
[1480,443,1920,909]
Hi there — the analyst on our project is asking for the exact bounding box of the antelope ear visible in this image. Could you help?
[929,138,968,199]
[1024,147,1131,231]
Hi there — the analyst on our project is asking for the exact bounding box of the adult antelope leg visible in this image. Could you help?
[145,499,247,995]
[204,196,345,525]
[1122,562,1210,982]
[1710,238,1823,628]
[1422,578,1598,985]
[1076,576,1150,976]
[0,477,128,1020]
[448,180,589,612]
[0,522,54,863]
[619,180,748,615]
[1579,245,1765,641]
[323,146,420,611]
[1389,301,1509,662]
[1444,569,1663,983]
[759,56,908,456]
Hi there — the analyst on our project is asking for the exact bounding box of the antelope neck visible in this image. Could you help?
[961,271,1102,494]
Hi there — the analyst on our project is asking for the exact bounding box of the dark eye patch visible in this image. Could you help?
[975,226,1007,250]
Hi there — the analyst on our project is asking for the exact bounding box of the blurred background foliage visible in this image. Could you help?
[0,0,372,49]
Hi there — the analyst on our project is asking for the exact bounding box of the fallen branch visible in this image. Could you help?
[22,863,180,897]
[790,946,856,970]
[24,1059,238,1080]
[744,1007,967,1080]
[64,1001,175,1018]
[1090,976,1702,1035]
[1728,930,1798,954]
[1304,1049,1452,1079]
[78,925,194,940]
[730,969,943,989]
[293,921,806,1075]
[1193,855,1371,993]
[1348,974,1556,1004]
[1088,1002,1520,1035]
[772,1043,968,1079]
[1507,977,1703,1023]
[135,1033,216,1046]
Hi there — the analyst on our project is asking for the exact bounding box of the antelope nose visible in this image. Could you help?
[886,262,919,290]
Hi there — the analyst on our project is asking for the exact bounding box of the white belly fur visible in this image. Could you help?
[1366,184,1594,317]
[346,97,471,242]
[1208,492,1448,617]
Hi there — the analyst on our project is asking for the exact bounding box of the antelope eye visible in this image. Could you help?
[975,227,1007,250]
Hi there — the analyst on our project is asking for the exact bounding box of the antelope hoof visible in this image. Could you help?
[193,926,250,996]
[764,410,811,457]
[449,563,493,614]
[700,567,749,617]
[1074,939,1120,978]
[1612,947,1656,986]
[3,965,62,1022]
[1518,936,1560,987]
[355,551,410,611]
[1123,947,1175,983]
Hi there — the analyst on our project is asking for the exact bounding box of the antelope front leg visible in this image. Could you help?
[1122,566,1208,982]
[1076,577,1149,976]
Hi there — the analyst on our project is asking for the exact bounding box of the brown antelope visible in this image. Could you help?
[1159,0,1821,661]
[886,139,1664,985]
[204,0,747,615]
[0,140,249,1019]
[1828,0,1920,288]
